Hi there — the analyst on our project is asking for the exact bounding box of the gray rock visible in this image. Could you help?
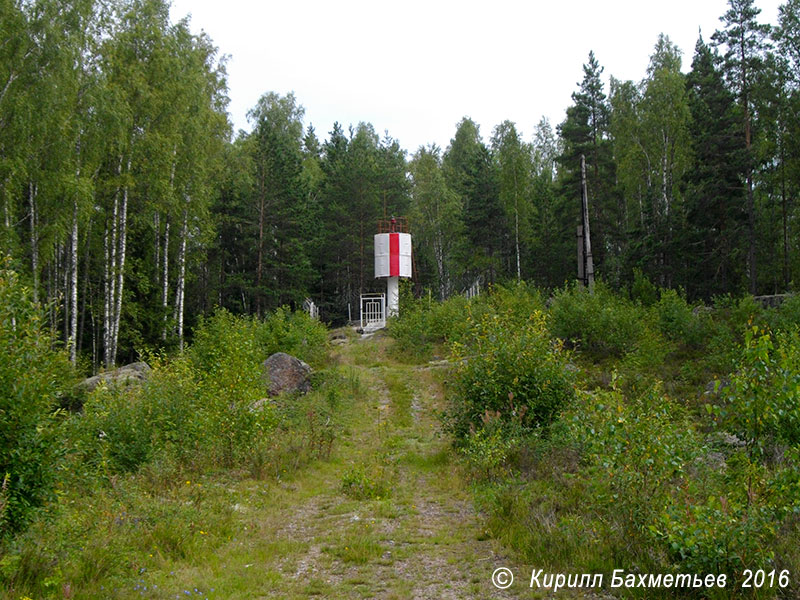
[703,377,730,397]
[692,305,713,317]
[249,398,275,412]
[263,352,312,397]
[79,361,151,394]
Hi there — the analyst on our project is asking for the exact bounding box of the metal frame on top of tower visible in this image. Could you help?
[377,216,409,234]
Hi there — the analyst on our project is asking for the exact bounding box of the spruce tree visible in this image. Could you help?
[683,36,748,298]
[712,0,772,294]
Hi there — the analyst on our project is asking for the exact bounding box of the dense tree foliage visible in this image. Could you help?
[3,0,800,370]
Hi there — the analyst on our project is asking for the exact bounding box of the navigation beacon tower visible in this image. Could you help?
[374,216,411,317]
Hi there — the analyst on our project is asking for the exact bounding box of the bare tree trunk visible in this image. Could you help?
[69,198,78,364]
[28,181,38,303]
[3,182,10,255]
[62,242,69,346]
[581,155,595,293]
[154,211,160,277]
[103,219,110,367]
[78,215,92,358]
[434,235,445,301]
[514,205,521,281]
[104,179,119,368]
[782,154,789,290]
[256,174,265,318]
[174,206,188,352]
[741,45,757,295]
[112,168,129,365]
[161,218,170,341]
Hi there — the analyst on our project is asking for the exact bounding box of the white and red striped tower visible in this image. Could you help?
[374,217,411,317]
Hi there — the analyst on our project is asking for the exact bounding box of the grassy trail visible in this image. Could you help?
[149,331,529,599]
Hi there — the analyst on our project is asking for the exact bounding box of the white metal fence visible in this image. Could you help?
[360,293,386,330]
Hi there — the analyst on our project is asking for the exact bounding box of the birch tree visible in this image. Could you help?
[409,145,462,300]
[491,120,531,281]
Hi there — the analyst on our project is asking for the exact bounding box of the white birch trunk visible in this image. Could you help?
[174,207,188,352]
[103,219,110,367]
[28,181,38,303]
[69,198,78,364]
[104,182,119,368]
[154,212,160,276]
[111,164,129,366]
[434,235,445,301]
[161,219,170,341]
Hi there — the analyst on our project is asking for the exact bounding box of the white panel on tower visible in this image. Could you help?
[374,232,412,279]
[398,233,412,278]
[374,233,390,278]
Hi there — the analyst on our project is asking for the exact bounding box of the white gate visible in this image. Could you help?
[360,293,386,330]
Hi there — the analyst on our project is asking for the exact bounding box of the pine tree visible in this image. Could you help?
[712,0,772,294]
[558,52,618,280]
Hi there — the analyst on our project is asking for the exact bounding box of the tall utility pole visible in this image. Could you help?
[580,154,595,293]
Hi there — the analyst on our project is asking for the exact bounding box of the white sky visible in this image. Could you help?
[169,0,784,154]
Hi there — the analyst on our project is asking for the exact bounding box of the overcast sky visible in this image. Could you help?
[168,0,784,154]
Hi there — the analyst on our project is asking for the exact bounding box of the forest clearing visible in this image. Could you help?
[4,0,800,598]
[3,274,800,598]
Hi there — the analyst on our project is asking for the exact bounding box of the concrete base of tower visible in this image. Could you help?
[387,276,399,317]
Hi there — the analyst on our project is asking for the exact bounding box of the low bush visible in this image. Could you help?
[549,281,648,357]
[707,327,800,460]
[257,307,329,367]
[652,288,708,349]
[447,309,575,440]
[73,307,331,477]
[340,464,391,500]
[0,260,73,534]
[630,267,659,307]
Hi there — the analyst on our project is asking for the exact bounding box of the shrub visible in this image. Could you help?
[714,327,800,457]
[564,385,706,530]
[630,268,659,307]
[0,260,72,534]
[257,307,329,367]
[340,464,391,500]
[460,416,524,481]
[655,447,800,579]
[188,312,275,467]
[767,293,800,333]
[76,309,318,476]
[652,288,707,349]
[447,309,575,440]
[549,282,648,357]
[75,357,202,474]
[387,298,434,362]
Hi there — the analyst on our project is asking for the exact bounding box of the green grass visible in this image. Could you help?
[1,330,525,600]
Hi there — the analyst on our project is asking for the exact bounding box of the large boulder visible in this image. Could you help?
[79,361,151,394]
[262,352,312,397]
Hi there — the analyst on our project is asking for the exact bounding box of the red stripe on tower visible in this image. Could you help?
[389,233,399,277]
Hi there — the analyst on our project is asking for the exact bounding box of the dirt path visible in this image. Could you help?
[156,332,600,599]
[206,332,531,599]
